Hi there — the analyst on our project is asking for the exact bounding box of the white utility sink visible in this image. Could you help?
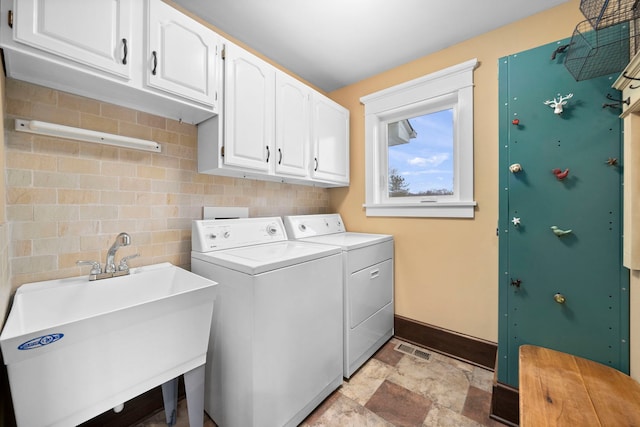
[0,262,217,427]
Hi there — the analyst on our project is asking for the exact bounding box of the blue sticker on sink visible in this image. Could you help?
[18,333,64,350]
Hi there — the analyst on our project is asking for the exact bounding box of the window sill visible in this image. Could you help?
[363,201,477,218]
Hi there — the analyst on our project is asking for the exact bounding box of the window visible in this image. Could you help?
[361,58,478,218]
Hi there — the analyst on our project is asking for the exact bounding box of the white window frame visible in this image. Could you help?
[361,58,478,218]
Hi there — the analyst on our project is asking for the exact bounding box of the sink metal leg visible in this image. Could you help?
[161,377,179,426]
[184,364,206,427]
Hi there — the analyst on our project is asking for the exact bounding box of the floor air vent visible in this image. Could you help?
[394,343,431,361]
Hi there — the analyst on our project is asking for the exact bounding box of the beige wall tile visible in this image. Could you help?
[120,206,151,219]
[6,79,56,105]
[137,111,166,129]
[11,221,57,240]
[167,143,196,159]
[13,240,32,257]
[34,205,79,222]
[99,219,138,234]
[101,190,136,205]
[8,187,56,204]
[11,255,57,274]
[58,220,100,237]
[101,103,137,123]
[79,143,119,160]
[58,189,100,204]
[34,237,79,256]
[59,93,100,115]
[80,235,112,251]
[79,174,120,191]
[3,81,330,289]
[80,112,119,134]
[152,128,180,145]
[119,148,153,164]
[7,205,34,222]
[137,165,166,180]
[8,151,57,171]
[6,98,32,117]
[119,177,152,192]
[34,171,78,188]
[33,136,81,156]
[119,121,153,140]
[58,157,100,174]
[7,169,32,187]
[166,119,196,137]
[152,153,181,169]
[101,161,137,177]
[31,103,80,127]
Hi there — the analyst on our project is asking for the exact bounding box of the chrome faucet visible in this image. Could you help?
[105,232,131,273]
[77,232,138,281]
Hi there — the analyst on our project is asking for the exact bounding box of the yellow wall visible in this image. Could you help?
[328,0,586,343]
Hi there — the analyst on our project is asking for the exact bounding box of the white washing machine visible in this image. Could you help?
[191,217,343,427]
[283,213,394,378]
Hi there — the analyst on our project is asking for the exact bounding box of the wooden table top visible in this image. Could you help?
[519,345,640,426]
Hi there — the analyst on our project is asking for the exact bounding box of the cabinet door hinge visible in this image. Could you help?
[8,10,13,28]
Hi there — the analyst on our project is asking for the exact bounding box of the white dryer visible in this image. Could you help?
[283,213,394,378]
[191,217,343,427]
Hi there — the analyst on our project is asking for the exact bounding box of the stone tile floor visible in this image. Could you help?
[137,338,503,426]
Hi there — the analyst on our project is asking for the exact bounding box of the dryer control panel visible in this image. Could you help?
[192,217,287,252]
[283,213,346,239]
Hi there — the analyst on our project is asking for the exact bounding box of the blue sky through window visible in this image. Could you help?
[388,108,454,196]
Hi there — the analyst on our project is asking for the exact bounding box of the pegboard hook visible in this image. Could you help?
[606,93,630,105]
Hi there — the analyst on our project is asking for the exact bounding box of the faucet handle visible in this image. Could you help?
[77,260,102,275]
[118,254,140,271]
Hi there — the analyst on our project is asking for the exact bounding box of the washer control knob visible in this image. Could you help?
[266,224,278,235]
[223,231,230,239]
[299,224,307,231]
[209,233,217,240]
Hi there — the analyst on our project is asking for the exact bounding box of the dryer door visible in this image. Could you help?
[349,259,393,328]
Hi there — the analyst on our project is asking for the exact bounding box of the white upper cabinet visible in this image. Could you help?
[197,39,349,187]
[2,0,221,124]
[275,72,310,178]
[222,41,275,173]
[14,0,133,80]
[146,0,220,109]
[311,93,350,184]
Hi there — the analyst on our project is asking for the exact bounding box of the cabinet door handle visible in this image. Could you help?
[370,269,380,279]
[152,51,158,75]
[122,38,128,65]
[278,148,282,165]
[314,157,318,171]
[266,146,270,162]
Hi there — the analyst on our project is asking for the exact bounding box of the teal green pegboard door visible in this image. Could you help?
[497,39,629,388]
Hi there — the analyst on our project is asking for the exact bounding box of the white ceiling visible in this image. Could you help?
[173,0,571,92]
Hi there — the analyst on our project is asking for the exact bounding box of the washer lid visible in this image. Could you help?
[297,232,393,250]
[191,241,340,275]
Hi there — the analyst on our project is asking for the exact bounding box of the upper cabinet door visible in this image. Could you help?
[146,0,220,110]
[14,0,133,79]
[275,72,310,178]
[223,41,275,173]
[311,94,350,184]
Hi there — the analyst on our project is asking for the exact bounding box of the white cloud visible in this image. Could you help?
[407,153,448,167]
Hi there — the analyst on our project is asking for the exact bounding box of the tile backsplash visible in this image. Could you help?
[4,79,330,289]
